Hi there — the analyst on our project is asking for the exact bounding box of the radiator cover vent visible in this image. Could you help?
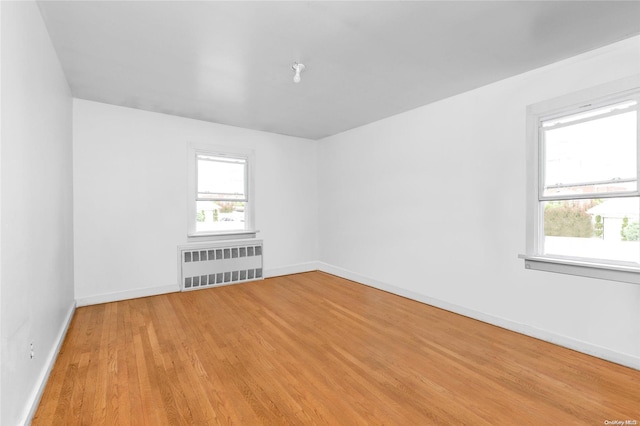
[178,240,263,291]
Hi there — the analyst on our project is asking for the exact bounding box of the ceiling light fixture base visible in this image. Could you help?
[292,62,305,83]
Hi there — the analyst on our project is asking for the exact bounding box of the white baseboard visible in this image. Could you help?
[264,261,321,278]
[76,261,321,306]
[76,284,180,307]
[76,261,320,307]
[23,301,76,426]
[317,262,640,371]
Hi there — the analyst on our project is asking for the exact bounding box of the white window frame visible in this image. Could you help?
[521,75,640,285]
[187,143,256,239]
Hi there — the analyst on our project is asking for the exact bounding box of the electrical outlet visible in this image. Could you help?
[30,342,34,359]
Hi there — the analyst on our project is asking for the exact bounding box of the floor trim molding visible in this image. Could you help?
[75,284,179,307]
[265,261,320,278]
[75,263,322,307]
[316,262,640,371]
[23,301,76,426]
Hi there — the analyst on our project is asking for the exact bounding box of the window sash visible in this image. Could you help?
[538,196,640,265]
[538,97,639,202]
[539,187,639,202]
[196,154,248,202]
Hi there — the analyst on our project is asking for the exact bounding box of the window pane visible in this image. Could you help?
[197,155,246,200]
[542,107,637,197]
[542,197,640,263]
[195,201,246,233]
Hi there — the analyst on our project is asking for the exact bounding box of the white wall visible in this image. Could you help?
[73,100,318,303]
[0,4,4,422]
[318,36,640,367]
[0,2,75,425]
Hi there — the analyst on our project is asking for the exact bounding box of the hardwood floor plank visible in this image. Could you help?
[120,301,142,426]
[33,272,640,425]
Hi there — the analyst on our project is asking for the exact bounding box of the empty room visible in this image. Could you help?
[2,1,640,424]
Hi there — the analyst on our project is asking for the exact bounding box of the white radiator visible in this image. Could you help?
[178,240,263,291]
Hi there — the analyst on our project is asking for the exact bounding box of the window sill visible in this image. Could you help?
[519,255,640,285]
[188,229,258,241]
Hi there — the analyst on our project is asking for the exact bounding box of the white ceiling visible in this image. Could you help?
[38,1,640,140]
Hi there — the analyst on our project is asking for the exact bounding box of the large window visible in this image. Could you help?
[188,145,255,237]
[523,78,640,283]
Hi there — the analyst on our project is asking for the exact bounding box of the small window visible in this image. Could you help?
[523,78,640,284]
[187,145,255,237]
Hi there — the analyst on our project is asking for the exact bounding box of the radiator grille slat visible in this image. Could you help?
[179,241,263,291]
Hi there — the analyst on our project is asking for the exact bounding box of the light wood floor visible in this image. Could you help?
[34,272,640,425]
